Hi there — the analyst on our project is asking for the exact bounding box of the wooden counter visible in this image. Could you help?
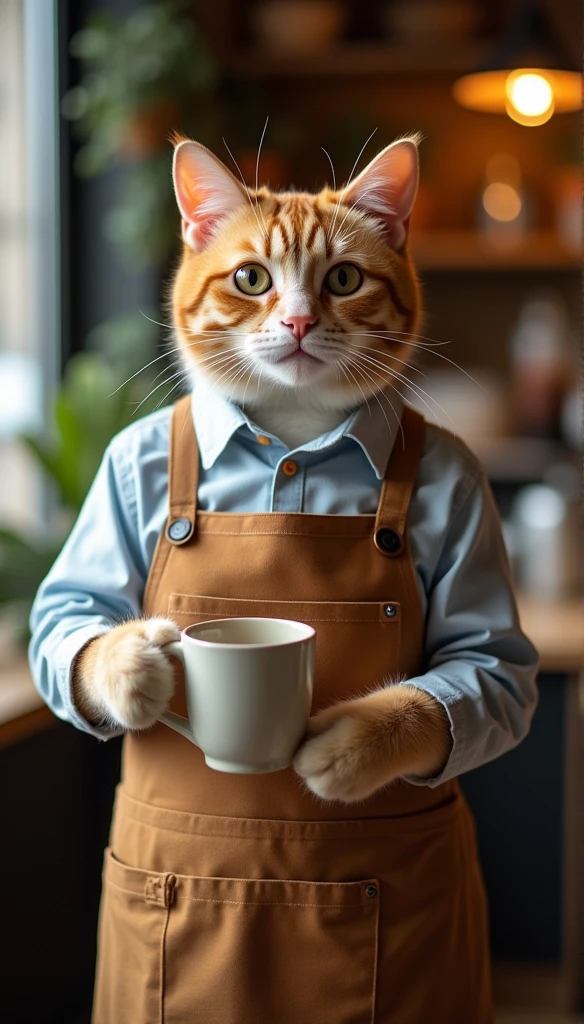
[517,595,583,675]
[0,656,56,748]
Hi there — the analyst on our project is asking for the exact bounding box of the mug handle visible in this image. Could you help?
[159,640,197,744]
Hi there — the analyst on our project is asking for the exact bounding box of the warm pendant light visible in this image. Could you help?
[453,2,581,126]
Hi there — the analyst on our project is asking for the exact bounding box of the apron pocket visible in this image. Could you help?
[93,848,176,1024]
[168,593,402,709]
[164,873,380,1024]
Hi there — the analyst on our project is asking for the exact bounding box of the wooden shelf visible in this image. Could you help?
[411,231,581,271]
[229,42,488,79]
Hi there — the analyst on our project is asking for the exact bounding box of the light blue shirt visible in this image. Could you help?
[29,378,539,786]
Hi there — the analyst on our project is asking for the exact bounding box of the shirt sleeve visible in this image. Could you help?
[28,439,147,740]
[403,466,539,786]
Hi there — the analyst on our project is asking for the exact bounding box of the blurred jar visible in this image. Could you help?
[383,0,480,40]
[510,294,572,437]
[511,484,580,599]
[250,0,347,55]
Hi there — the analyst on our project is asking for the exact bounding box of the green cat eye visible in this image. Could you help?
[234,263,272,295]
[325,263,362,296]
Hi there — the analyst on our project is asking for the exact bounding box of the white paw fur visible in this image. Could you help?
[293,714,393,803]
[93,618,180,730]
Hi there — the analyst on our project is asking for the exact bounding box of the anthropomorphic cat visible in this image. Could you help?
[31,136,538,1023]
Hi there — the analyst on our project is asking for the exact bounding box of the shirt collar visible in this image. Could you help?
[344,392,403,479]
[191,376,250,470]
[191,374,403,480]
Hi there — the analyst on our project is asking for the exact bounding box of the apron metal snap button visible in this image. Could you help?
[374,528,403,556]
[365,884,378,899]
[384,604,397,618]
[166,518,193,544]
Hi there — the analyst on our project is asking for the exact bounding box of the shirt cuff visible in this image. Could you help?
[57,624,124,741]
[400,675,467,788]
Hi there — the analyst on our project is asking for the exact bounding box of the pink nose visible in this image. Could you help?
[281,315,319,342]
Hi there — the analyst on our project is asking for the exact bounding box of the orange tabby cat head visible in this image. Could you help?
[171,137,421,411]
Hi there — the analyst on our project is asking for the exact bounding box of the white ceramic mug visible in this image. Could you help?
[161,617,315,774]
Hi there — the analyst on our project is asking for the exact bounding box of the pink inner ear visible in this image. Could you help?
[173,141,247,253]
[342,141,419,249]
[183,221,204,249]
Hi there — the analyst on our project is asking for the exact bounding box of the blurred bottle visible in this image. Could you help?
[511,484,580,599]
[552,165,582,255]
[477,154,530,249]
[510,294,572,437]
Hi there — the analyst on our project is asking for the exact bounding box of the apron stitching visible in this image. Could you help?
[170,615,397,624]
[106,878,164,899]
[188,530,380,537]
[170,596,396,605]
[370,888,380,1023]
[113,817,459,840]
[175,895,371,909]
[158,901,172,1024]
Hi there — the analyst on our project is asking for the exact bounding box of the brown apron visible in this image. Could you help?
[93,396,492,1024]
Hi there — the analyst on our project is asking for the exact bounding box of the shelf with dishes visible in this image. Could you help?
[410,231,580,271]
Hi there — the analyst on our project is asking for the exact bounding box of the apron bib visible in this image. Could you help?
[93,397,492,1023]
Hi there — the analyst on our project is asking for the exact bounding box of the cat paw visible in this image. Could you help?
[293,700,395,803]
[293,687,452,802]
[93,618,180,731]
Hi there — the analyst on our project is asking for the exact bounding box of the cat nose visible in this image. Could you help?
[280,315,319,342]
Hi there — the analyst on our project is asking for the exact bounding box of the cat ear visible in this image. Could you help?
[173,141,248,252]
[340,138,419,250]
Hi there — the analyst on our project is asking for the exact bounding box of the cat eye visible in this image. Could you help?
[324,263,362,296]
[234,263,272,295]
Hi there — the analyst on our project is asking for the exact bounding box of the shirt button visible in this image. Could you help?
[257,435,271,446]
[282,460,298,477]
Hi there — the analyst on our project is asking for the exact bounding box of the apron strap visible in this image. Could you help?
[373,405,426,558]
[165,394,199,546]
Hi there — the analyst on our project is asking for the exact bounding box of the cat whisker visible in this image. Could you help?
[154,376,187,412]
[349,351,456,432]
[107,349,175,396]
[338,359,371,416]
[185,328,252,338]
[342,353,405,447]
[346,329,451,348]
[222,137,269,243]
[321,147,336,193]
[255,116,271,238]
[355,333,489,393]
[329,181,385,250]
[131,367,188,416]
[327,128,378,244]
[138,310,175,332]
[325,340,429,380]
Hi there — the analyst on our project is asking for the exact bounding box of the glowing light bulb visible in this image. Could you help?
[505,71,555,126]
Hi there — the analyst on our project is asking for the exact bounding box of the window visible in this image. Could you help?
[0,0,59,530]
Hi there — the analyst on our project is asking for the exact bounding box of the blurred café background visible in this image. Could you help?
[0,0,581,1021]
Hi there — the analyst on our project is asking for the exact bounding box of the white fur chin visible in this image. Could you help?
[247,399,351,450]
[94,618,180,730]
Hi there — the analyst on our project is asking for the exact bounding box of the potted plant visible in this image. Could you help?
[62,1,216,265]
[0,347,177,643]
